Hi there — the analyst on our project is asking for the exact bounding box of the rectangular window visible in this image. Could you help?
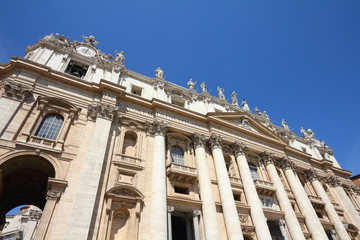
[131,85,143,96]
[174,186,189,195]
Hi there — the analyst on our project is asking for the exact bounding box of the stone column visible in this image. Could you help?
[146,120,168,240]
[209,134,243,240]
[232,142,272,240]
[192,133,221,239]
[325,175,360,229]
[193,210,201,240]
[167,206,174,240]
[64,103,119,240]
[278,157,328,240]
[0,81,32,134]
[305,169,350,240]
[261,151,305,240]
[277,219,289,240]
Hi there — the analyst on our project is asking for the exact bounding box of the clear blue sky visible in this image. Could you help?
[1,2,360,214]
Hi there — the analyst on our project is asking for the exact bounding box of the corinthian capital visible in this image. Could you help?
[304,168,320,182]
[208,134,223,150]
[232,141,247,157]
[144,119,168,136]
[47,190,61,200]
[277,156,297,171]
[87,102,120,121]
[192,133,207,149]
[260,151,274,166]
[325,175,341,187]
[2,81,33,101]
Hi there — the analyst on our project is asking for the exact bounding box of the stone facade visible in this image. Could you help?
[0,34,359,240]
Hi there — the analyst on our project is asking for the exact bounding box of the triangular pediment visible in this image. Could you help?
[207,112,287,143]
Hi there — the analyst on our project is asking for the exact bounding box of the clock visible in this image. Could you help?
[76,45,96,57]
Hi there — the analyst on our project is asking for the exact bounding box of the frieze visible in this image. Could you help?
[156,111,207,130]
[116,102,153,117]
[2,81,33,101]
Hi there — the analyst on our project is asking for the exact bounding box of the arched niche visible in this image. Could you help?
[99,185,144,240]
[122,131,138,157]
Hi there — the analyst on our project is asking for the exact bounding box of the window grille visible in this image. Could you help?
[249,163,259,180]
[171,146,184,165]
[35,114,64,140]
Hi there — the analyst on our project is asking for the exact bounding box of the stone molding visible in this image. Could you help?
[2,81,33,101]
[144,119,168,136]
[191,133,207,149]
[325,175,341,187]
[277,156,297,171]
[260,151,274,166]
[231,141,247,157]
[208,134,223,150]
[304,168,320,182]
[87,102,120,121]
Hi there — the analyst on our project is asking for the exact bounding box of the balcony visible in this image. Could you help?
[308,194,325,210]
[229,176,243,188]
[254,179,276,196]
[167,163,198,184]
[112,154,144,170]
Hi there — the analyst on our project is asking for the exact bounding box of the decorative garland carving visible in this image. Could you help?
[87,102,120,121]
[144,119,168,136]
[260,151,274,166]
[3,81,33,101]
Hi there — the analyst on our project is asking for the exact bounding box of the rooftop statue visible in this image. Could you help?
[217,87,225,100]
[301,127,315,139]
[255,106,262,116]
[43,33,55,41]
[231,91,238,105]
[82,35,99,46]
[241,99,250,111]
[155,67,164,78]
[282,119,290,131]
[200,82,207,93]
[114,50,125,64]
[187,79,196,90]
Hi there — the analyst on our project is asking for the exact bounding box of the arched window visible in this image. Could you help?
[248,163,259,180]
[171,146,184,165]
[35,114,64,140]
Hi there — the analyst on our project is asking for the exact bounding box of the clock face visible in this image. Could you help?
[76,45,96,57]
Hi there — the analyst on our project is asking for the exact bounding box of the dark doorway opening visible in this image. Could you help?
[171,213,194,240]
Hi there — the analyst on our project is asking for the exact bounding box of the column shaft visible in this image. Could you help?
[211,146,243,240]
[64,117,113,239]
[150,134,167,239]
[193,211,201,240]
[311,180,350,240]
[284,169,328,240]
[335,185,360,229]
[265,163,305,240]
[235,153,272,240]
[194,145,221,239]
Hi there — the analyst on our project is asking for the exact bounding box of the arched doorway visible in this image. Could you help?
[0,154,55,229]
